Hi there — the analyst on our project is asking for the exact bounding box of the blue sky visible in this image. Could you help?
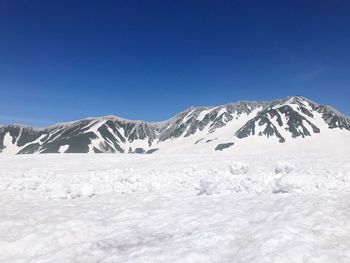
[0,0,349,126]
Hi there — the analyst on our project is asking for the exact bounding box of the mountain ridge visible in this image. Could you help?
[1,96,349,154]
[2,96,348,129]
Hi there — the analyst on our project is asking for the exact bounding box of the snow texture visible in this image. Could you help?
[0,153,350,262]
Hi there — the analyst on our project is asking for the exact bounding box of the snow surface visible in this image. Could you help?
[1,153,350,262]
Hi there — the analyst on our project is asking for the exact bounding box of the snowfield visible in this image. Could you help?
[1,153,350,262]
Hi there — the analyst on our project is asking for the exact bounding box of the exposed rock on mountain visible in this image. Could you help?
[1,96,349,154]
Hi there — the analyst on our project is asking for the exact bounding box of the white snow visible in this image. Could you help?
[0,153,350,262]
[80,183,95,197]
[1,132,21,154]
[58,145,69,153]
[196,108,212,121]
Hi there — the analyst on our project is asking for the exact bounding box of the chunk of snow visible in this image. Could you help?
[80,183,95,197]
[69,184,81,199]
[274,161,294,174]
[196,178,218,195]
[229,162,249,175]
[50,183,68,199]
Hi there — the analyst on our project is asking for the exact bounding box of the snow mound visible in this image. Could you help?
[80,183,95,197]
[0,154,349,198]
[229,162,249,175]
[274,161,294,174]
[196,177,219,196]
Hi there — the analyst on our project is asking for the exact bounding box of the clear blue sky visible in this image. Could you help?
[0,0,349,126]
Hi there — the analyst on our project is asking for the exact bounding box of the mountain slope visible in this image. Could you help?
[1,96,349,154]
[236,96,350,143]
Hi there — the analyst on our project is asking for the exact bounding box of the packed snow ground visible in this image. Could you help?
[1,153,350,262]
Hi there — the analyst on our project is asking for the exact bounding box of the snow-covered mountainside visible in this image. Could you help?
[1,96,349,154]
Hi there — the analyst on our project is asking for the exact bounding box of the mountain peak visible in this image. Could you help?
[1,96,349,154]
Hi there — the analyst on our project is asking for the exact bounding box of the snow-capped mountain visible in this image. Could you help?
[1,96,349,154]
[236,96,350,142]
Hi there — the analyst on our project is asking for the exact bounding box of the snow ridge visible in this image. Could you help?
[0,96,349,154]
